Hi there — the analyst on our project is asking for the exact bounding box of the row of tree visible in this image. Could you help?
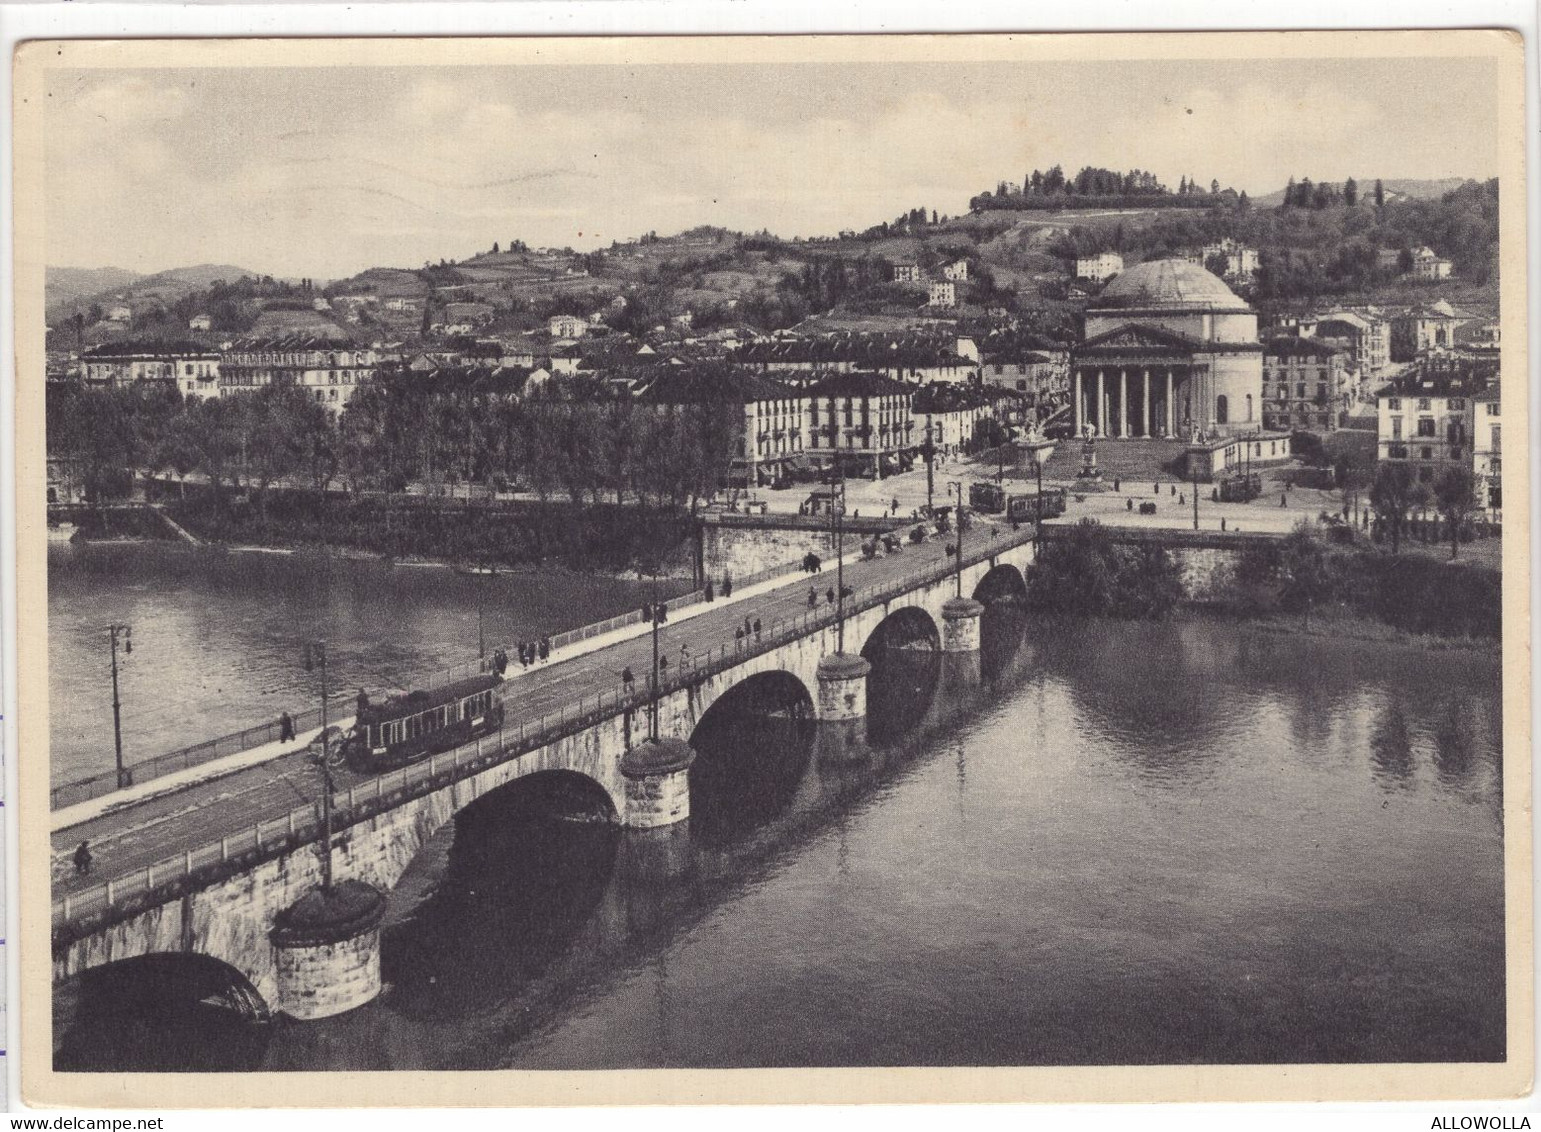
[48,372,743,532]
[1049,179,1498,299]
[1279,176,1379,209]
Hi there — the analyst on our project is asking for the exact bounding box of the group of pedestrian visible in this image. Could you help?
[801,552,822,574]
[643,601,670,624]
[515,638,551,669]
[733,615,764,650]
[490,648,510,677]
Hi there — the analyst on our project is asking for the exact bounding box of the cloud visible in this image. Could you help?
[42,63,1494,279]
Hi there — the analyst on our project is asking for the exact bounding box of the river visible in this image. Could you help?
[51,548,1505,1070]
[47,542,683,788]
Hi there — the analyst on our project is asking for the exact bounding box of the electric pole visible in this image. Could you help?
[304,640,335,892]
[108,624,132,788]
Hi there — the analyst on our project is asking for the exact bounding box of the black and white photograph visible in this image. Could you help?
[15,29,1531,1108]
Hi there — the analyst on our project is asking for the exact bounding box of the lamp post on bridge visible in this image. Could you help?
[949,480,965,598]
[107,623,132,788]
[303,639,336,893]
[830,467,848,653]
[649,576,663,743]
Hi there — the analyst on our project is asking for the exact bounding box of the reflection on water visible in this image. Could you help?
[47,542,678,785]
[54,956,272,1072]
[55,594,1504,1071]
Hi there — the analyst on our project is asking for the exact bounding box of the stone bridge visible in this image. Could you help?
[53,531,1036,1024]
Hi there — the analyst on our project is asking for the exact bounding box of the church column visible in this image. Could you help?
[1096,369,1106,437]
[1074,370,1083,436]
[1142,368,1151,438]
[1116,370,1126,437]
[1165,369,1175,436]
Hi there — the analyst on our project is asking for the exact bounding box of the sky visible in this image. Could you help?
[43,55,1499,281]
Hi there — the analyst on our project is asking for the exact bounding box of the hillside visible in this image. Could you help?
[1252,178,1471,209]
[46,173,1496,350]
[45,266,143,312]
[45,262,259,323]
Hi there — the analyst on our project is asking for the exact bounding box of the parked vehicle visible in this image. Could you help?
[1218,473,1263,503]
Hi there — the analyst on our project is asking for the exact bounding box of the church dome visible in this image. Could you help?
[1096,258,1248,310]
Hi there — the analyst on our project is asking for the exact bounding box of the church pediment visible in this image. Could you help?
[1078,323,1203,353]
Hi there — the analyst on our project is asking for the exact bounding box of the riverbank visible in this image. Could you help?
[1184,602,1502,654]
[159,488,702,574]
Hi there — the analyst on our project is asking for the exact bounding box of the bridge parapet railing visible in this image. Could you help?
[53,547,861,808]
[53,526,1035,933]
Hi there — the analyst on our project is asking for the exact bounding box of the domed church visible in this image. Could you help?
[1071,258,1263,439]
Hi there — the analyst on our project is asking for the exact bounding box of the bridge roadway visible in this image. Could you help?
[52,522,1011,901]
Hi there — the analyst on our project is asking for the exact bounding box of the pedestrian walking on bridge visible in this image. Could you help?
[278,711,295,744]
[74,840,92,876]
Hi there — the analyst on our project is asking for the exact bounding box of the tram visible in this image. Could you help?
[1006,488,1067,523]
[343,673,505,773]
[968,481,1007,514]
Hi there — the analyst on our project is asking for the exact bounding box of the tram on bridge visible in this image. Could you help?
[344,673,505,773]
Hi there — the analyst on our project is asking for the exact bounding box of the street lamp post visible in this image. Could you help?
[303,640,335,892]
[950,481,965,598]
[1035,450,1044,550]
[107,623,132,788]
[1191,462,1201,531]
[831,470,847,653]
[477,568,487,662]
[649,574,662,742]
[925,421,936,514]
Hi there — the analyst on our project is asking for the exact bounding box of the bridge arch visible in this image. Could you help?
[379,768,623,1015]
[688,671,816,844]
[972,563,1028,605]
[861,605,942,744]
[54,952,271,1072]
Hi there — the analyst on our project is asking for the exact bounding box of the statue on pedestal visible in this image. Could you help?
[1076,421,1102,481]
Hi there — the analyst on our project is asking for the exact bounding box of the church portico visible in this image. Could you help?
[1073,260,1264,441]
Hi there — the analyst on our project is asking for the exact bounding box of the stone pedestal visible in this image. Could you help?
[270,880,387,1021]
[619,736,696,829]
[941,596,984,693]
[816,653,871,762]
[941,597,984,653]
[621,821,694,891]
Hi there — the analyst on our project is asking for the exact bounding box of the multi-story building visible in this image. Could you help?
[912,382,994,459]
[1390,300,1471,361]
[1261,337,1347,432]
[1408,246,1454,281]
[1375,364,1490,484]
[1075,251,1123,283]
[975,329,1072,407]
[805,370,914,479]
[927,281,957,309]
[941,259,970,282]
[736,332,976,385]
[547,313,589,340]
[82,342,221,398]
[220,335,377,412]
[892,263,922,284]
[1312,310,1390,380]
[1184,238,1259,282]
[1471,384,1502,516]
[633,365,807,489]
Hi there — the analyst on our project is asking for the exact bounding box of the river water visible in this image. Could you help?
[52,547,1505,1070]
[47,542,679,787]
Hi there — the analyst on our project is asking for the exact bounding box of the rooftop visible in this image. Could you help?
[1093,258,1248,311]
